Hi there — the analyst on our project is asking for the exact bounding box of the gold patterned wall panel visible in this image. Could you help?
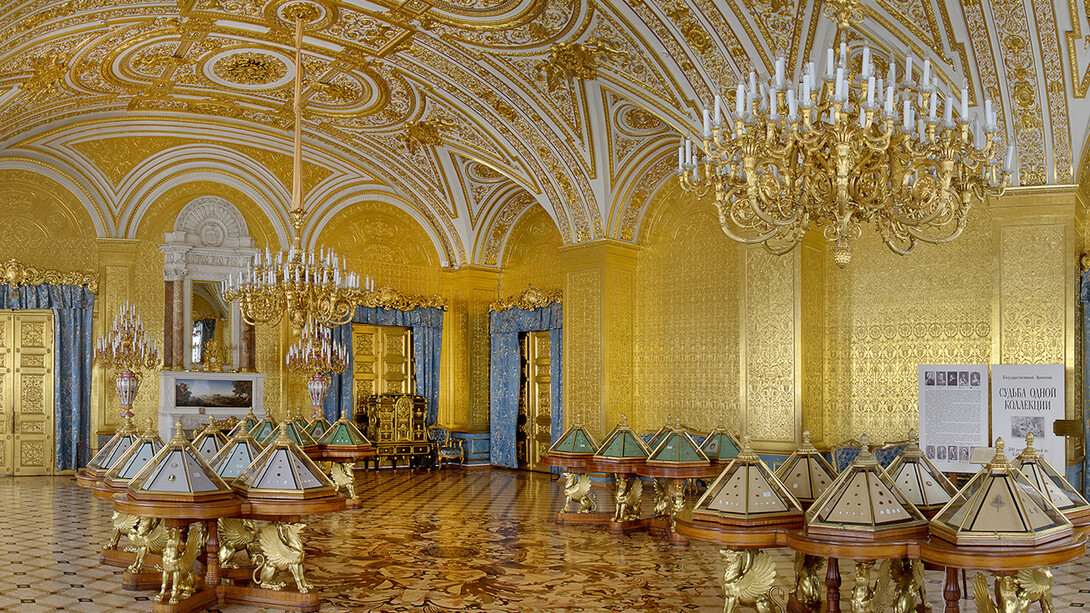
[605,268,633,429]
[470,287,494,428]
[0,170,99,275]
[500,204,563,297]
[564,269,602,437]
[633,201,740,436]
[316,200,442,297]
[742,247,796,446]
[997,224,1066,364]
[823,210,993,446]
[800,237,825,446]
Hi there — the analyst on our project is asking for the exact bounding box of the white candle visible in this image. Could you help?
[866,76,875,106]
[787,88,797,119]
[922,59,930,86]
[885,84,895,115]
[835,67,845,99]
[702,108,710,137]
[714,93,722,125]
[903,99,913,129]
[944,94,952,124]
[929,89,937,119]
[861,44,871,77]
[1005,145,1015,173]
[960,82,969,117]
[768,88,777,119]
[736,82,744,116]
[826,48,834,78]
[984,98,993,128]
[775,56,785,87]
[905,55,914,84]
[839,42,847,66]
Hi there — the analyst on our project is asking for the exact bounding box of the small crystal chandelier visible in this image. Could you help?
[678,0,1011,267]
[221,3,374,333]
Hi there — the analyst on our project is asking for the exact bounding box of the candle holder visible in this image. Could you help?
[285,317,349,423]
[94,302,161,426]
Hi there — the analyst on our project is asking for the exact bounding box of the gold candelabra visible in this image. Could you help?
[93,302,160,421]
[678,0,1010,268]
[286,317,350,420]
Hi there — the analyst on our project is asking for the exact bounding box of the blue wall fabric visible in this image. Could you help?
[1080,271,1090,495]
[323,305,444,425]
[0,284,95,470]
[489,303,562,468]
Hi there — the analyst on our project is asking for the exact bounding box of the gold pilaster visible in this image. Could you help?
[560,240,638,439]
[94,239,139,442]
[991,186,1086,465]
[800,232,826,449]
[441,266,499,432]
[739,244,804,453]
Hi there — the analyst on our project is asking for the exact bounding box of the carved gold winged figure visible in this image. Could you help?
[720,549,782,613]
[792,553,824,609]
[974,569,1053,613]
[653,478,672,517]
[127,516,167,572]
[105,511,138,551]
[563,473,597,513]
[850,560,880,613]
[612,477,642,522]
[157,522,206,604]
[330,462,357,499]
[876,558,928,613]
[252,522,311,593]
[218,517,258,569]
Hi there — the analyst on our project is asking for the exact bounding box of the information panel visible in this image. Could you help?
[918,364,989,473]
[991,364,1065,470]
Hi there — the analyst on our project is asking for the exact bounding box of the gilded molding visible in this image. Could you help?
[0,259,97,293]
[535,36,624,92]
[490,284,562,312]
[360,285,446,311]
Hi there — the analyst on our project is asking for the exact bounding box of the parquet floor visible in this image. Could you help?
[1,469,1088,611]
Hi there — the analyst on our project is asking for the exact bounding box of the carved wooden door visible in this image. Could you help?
[523,331,552,473]
[0,312,55,476]
[352,323,415,420]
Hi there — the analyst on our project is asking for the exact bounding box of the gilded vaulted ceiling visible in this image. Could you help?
[2,0,1089,266]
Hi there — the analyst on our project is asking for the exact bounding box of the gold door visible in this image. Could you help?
[352,324,415,414]
[0,312,55,476]
[523,331,552,472]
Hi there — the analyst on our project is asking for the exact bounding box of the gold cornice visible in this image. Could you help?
[360,285,446,311]
[490,283,561,312]
[0,259,97,293]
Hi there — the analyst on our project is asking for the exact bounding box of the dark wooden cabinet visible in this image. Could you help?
[355,394,431,467]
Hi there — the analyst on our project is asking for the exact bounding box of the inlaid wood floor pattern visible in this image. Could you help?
[2,470,1088,611]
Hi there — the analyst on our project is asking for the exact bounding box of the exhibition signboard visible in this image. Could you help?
[990,364,1065,470]
[917,364,990,473]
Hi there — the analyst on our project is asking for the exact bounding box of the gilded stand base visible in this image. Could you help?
[101,548,162,570]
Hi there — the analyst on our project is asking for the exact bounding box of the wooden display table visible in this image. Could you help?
[313,447,376,509]
[635,463,725,542]
[112,493,243,613]
[919,532,1086,613]
[785,529,924,613]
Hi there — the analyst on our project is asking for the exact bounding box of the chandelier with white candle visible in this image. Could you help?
[678,0,1011,268]
[220,2,374,333]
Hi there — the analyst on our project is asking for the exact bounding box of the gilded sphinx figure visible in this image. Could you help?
[218,517,258,569]
[974,568,1053,613]
[127,516,167,573]
[792,553,823,609]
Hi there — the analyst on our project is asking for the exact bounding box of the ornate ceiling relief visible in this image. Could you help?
[1030,0,1073,183]
[990,0,1046,185]
[480,191,536,265]
[450,155,520,227]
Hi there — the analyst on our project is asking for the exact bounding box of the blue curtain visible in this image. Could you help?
[323,305,444,425]
[0,284,95,470]
[489,303,562,468]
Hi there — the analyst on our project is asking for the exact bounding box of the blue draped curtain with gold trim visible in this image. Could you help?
[323,305,443,425]
[0,284,94,470]
[489,303,562,468]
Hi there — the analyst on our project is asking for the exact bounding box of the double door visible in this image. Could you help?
[517,331,552,472]
[0,312,55,476]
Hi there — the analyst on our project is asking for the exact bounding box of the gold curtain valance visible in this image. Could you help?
[360,285,446,311]
[490,284,562,312]
[0,259,98,293]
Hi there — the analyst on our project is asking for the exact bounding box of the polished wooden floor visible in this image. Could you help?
[2,469,1089,611]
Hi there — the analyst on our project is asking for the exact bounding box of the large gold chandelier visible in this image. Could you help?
[221,3,373,333]
[678,0,1011,267]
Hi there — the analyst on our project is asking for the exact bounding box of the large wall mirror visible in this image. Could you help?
[161,196,259,372]
[189,280,233,368]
